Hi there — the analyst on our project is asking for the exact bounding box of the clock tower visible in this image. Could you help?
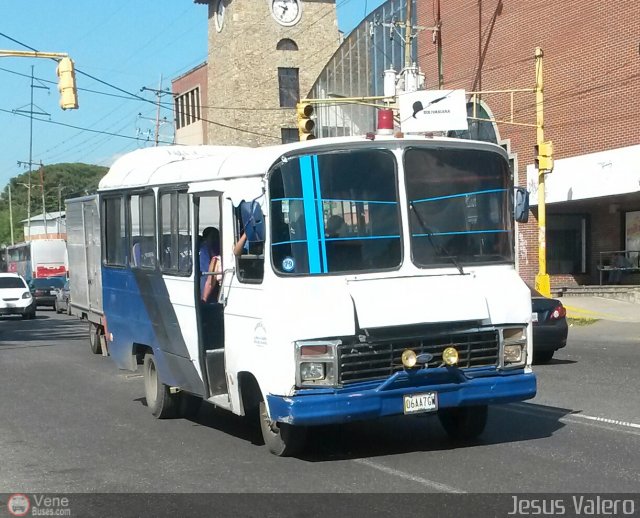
[197,0,340,146]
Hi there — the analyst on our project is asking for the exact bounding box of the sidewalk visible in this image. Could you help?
[559,295,640,323]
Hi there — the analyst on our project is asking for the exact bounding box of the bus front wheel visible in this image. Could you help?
[438,404,488,441]
[259,401,306,457]
[143,353,179,419]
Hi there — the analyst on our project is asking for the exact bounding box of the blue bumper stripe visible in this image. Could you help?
[267,371,536,426]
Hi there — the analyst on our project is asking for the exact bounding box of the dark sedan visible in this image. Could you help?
[30,277,66,309]
[530,287,568,363]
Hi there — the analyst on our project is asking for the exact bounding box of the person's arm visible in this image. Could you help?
[201,255,220,303]
[233,232,247,257]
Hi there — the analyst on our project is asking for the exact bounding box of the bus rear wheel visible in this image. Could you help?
[143,353,179,419]
[259,401,307,457]
[89,323,102,355]
[438,404,488,441]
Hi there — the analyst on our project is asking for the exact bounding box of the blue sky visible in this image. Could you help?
[0,0,386,191]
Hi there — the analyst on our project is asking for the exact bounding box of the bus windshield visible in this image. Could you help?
[269,149,402,275]
[404,146,514,267]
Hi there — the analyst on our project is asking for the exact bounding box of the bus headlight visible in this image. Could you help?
[295,340,340,388]
[300,362,325,381]
[500,327,527,368]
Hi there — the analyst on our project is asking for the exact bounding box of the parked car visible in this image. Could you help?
[530,286,568,363]
[54,280,71,315]
[30,276,66,309]
[0,273,36,319]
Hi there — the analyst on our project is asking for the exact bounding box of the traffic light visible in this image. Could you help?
[534,140,554,171]
[56,57,78,110]
[296,102,315,141]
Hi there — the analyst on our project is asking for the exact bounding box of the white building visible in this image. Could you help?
[21,211,66,241]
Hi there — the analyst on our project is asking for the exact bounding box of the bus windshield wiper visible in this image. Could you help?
[409,201,465,275]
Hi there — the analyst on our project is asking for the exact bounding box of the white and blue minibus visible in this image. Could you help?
[97,136,535,456]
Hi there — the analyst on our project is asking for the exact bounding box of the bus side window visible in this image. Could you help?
[129,192,157,269]
[159,190,192,276]
[234,200,264,283]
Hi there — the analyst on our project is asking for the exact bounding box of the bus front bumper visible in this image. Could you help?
[267,369,536,426]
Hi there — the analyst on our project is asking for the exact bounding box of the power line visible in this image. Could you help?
[0,107,174,145]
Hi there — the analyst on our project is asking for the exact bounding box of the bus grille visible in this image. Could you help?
[338,329,499,384]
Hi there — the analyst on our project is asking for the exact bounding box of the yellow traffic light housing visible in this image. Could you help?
[534,140,554,171]
[297,102,315,141]
[57,57,78,110]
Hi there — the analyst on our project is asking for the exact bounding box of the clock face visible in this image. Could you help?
[271,0,302,27]
[214,0,225,32]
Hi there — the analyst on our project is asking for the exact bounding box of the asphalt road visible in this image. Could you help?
[1,310,639,493]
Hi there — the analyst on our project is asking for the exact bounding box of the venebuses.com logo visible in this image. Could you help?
[6,493,71,516]
[7,494,30,517]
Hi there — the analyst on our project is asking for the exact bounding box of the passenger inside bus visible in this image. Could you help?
[199,227,221,304]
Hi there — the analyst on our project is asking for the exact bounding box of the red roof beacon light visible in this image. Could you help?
[377,108,394,135]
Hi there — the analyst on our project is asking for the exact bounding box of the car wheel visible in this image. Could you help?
[89,322,102,355]
[534,350,555,364]
[143,353,179,419]
[259,400,307,457]
[438,404,488,441]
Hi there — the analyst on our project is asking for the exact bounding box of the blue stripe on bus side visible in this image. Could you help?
[312,155,328,273]
[300,155,321,274]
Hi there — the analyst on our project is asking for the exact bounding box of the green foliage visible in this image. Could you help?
[0,163,107,245]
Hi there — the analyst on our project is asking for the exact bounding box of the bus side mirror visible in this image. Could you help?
[514,187,529,223]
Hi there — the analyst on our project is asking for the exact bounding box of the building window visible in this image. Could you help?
[175,87,201,130]
[547,214,587,274]
[281,128,298,144]
[278,68,299,108]
[276,38,298,51]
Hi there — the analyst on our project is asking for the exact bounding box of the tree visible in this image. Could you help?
[0,163,107,245]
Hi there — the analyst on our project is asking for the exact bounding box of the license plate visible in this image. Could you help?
[532,312,539,322]
[403,392,438,415]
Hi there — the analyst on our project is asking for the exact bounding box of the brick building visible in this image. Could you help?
[415,0,640,287]
[172,62,208,145]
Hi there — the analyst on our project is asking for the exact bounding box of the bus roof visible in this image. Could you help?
[98,136,507,191]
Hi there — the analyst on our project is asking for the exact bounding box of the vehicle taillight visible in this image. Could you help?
[549,305,566,320]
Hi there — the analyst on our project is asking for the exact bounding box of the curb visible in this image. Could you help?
[562,303,640,323]
[562,304,604,320]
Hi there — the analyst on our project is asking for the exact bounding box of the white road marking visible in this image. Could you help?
[353,458,465,493]
[573,413,640,429]
[501,403,640,435]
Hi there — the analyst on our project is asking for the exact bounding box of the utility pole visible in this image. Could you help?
[154,75,163,146]
[534,47,550,298]
[39,162,48,239]
[404,0,413,69]
[141,77,171,147]
[8,183,14,246]
[436,0,444,89]
[17,182,32,241]
[15,66,49,242]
